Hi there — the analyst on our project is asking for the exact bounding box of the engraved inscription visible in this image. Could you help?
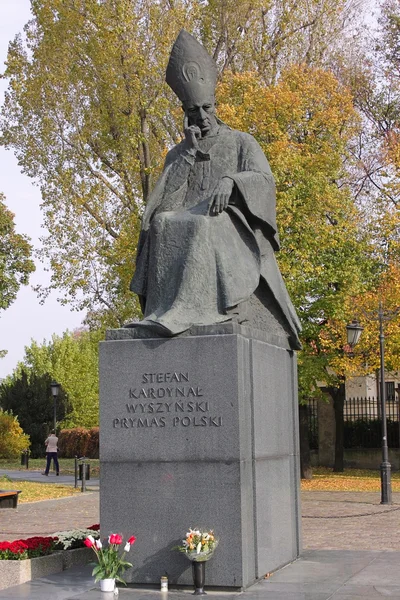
[112,371,222,429]
[113,417,166,428]
[129,386,203,399]
[126,401,209,413]
[141,372,189,383]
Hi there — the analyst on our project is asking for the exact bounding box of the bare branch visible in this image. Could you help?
[139,108,151,202]
[81,199,119,239]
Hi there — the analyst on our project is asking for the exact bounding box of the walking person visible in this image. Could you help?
[42,430,59,476]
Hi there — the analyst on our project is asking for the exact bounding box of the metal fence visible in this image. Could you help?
[306,397,318,449]
[344,397,400,448]
[307,397,400,449]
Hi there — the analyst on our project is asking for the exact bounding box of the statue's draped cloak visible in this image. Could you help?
[131,125,301,344]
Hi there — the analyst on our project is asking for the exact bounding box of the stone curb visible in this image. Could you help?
[0,546,92,590]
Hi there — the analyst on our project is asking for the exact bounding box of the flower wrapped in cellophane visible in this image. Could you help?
[177,528,218,562]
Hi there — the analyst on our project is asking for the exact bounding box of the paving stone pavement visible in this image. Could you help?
[302,490,400,551]
[1,489,400,599]
[1,488,400,553]
[0,492,99,540]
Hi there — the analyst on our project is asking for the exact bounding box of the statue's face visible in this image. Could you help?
[184,99,218,137]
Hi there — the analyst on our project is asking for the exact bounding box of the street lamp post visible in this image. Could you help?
[377,303,392,505]
[50,381,61,433]
[347,306,393,505]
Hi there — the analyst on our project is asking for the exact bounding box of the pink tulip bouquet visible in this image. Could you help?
[84,533,136,584]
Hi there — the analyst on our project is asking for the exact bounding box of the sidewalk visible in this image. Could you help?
[1,550,400,599]
[2,486,400,549]
[0,492,99,541]
[0,467,99,541]
[0,468,100,488]
[1,487,400,598]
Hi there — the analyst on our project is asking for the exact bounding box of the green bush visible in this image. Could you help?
[58,427,99,458]
[0,410,30,458]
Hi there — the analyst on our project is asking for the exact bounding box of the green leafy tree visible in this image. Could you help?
[8,328,101,429]
[0,195,35,357]
[0,410,30,459]
[27,330,101,428]
[1,0,196,327]
[0,194,34,312]
[0,369,68,457]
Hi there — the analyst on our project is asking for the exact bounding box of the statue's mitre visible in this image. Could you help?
[166,30,217,105]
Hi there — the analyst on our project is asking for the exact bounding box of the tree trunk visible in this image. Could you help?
[299,403,313,479]
[332,383,346,472]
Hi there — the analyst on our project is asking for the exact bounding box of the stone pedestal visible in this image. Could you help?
[99,325,301,590]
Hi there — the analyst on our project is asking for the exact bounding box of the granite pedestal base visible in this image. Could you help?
[99,327,301,589]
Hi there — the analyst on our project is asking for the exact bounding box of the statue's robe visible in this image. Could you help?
[130,124,301,349]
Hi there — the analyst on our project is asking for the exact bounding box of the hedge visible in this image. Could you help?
[58,428,99,458]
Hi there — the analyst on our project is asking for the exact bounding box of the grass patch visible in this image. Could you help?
[301,467,400,492]
[0,458,100,477]
[0,475,80,503]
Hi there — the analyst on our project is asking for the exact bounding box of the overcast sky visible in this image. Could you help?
[0,1,84,378]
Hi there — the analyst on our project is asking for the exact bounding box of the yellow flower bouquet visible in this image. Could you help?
[176,528,218,562]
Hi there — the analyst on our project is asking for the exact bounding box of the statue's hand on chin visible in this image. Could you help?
[208,177,234,215]
[184,125,201,150]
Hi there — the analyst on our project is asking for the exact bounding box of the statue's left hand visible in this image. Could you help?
[209,177,234,215]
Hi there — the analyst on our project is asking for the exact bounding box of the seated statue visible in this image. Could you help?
[127,30,301,350]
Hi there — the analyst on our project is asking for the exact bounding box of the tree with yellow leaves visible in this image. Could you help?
[0,0,383,476]
[0,411,30,459]
[218,66,378,394]
[1,0,369,328]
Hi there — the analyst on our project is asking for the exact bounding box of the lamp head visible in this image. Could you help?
[50,380,60,397]
[346,320,363,348]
